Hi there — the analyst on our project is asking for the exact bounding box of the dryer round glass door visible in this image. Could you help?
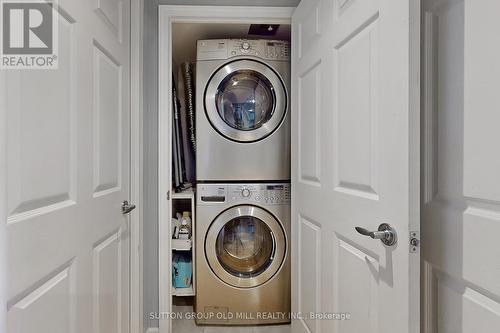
[205,60,287,143]
[205,205,286,288]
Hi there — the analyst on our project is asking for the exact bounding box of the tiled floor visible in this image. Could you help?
[172,305,292,333]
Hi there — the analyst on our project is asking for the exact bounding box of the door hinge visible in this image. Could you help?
[409,231,420,253]
[167,190,170,200]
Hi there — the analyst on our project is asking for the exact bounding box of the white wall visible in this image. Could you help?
[0,65,6,333]
[142,2,159,331]
[421,1,464,328]
[142,1,299,331]
[421,0,500,331]
[172,23,291,66]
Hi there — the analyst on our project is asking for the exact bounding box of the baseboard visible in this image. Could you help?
[146,327,159,333]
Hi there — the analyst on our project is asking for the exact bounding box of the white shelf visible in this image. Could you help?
[171,188,195,199]
[172,238,192,251]
[170,188,196,297]
[172,285,195,296]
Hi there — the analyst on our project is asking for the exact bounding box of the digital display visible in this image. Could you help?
[267,42,275,46]
[201,196,225,202]
[267,185,284,190]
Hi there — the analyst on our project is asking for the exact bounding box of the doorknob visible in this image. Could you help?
[122,200,136,214]
[355,223,397,246]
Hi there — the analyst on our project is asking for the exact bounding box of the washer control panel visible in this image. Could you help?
[197,39,290,61]
[198,183,291,205]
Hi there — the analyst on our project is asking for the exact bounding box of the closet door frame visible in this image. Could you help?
[131,1,144,333]
[158,5,294,333]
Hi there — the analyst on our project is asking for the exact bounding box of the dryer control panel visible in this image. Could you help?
[198,183,291,205]
[197,39,290,61]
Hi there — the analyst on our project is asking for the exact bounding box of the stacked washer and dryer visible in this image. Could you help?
[195,39,291,325]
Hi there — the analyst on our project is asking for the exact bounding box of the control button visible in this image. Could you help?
[231,51,237,55]
[241,188,251,197]
[241,41,251,50]
[255,196,261,201]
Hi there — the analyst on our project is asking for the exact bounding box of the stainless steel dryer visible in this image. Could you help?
[196,39,290,181]
[195,183,291,325]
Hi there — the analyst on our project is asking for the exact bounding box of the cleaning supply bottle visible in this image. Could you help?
[178,211,191,239]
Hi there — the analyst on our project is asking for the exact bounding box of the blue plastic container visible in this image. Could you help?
[172,252,192,288]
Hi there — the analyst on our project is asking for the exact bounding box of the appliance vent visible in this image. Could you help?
[248,24,280,36]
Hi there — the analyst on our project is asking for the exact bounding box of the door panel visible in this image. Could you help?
[6,10,77,223]
[4,0,131,332]
[7,265,75,333]
[95,0,123,39]
[422,0,500,331]
[298,63,321,185]
[93,42,123,195]
[292,0,420,332]
[93,228,126,333]
[334,17,379,199]
[298,217,320,333]
[337,240,379,332]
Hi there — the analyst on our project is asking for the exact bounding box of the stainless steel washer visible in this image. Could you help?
[196,183,291,325]
[196,39,290,181]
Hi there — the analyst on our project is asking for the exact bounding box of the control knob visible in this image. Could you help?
[241,41,251,51]
[241,188,251,197]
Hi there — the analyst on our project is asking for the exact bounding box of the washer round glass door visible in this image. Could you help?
[205,205,286,288]
[205,60,287,142]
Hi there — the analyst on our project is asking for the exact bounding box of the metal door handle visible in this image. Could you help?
[355,223,397,246]
[122,200,136,214]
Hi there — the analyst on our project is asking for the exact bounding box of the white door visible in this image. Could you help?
[1,0,131,332]
[291,0,420,332]
[421,0,500,331]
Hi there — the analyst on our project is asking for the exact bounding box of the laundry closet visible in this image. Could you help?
[6,0,498,332]
[153,10,294,332]
[144,2,423,333]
